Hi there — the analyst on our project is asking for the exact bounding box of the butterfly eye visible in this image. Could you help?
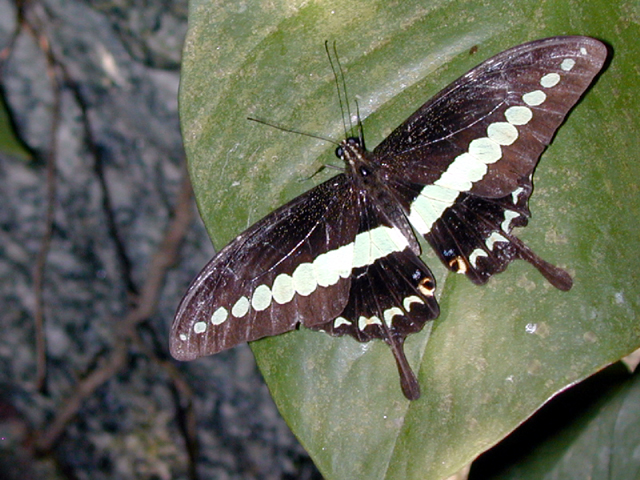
[335,146,344,158]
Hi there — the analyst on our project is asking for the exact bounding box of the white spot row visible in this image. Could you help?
[468,249,488,268]
[332,295,426,331]
[193,224,410,335]
[486,231,508,250]
[358,315,382,330]
[511,186,525,204]
[561,58,576,72]
[501,210,520,233]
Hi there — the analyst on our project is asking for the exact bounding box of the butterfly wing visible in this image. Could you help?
[374,36,606,287]
[374,36,606,196]
[170,175,360,361]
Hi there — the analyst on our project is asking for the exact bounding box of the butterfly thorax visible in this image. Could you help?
[337,136,421,254]
[336,136,371,176]
[337,136,394,197]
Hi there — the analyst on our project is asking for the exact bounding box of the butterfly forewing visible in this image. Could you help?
[170,175,360,361]
[374,37,607,197]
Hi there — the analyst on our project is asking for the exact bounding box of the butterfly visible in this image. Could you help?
[170,36,607,400]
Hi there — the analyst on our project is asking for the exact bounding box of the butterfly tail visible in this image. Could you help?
[508,233,573,291]
[387,335,420,400]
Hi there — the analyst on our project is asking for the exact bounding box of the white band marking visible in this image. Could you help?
[313,245,350,287]
[232,225,408,319]
[211,307,228,325]
[435,153,488,191]
[468,137,502,163]
[523,90,546,106]
[312,252,340,287]
[409,185,460,234]
[560,58,575,71]
[334,316,350,328]
[358,315,382,330]
[511,186,525,203]
[403,295,423,311]
[469,248,489,268]
[383,307,403,327]
[272,273,295,304]
[540,73,561,88]
[353,225,409,269]
[487,122,519,146]
[251,284,272,311]
[485,231,508,250]
[292,262,316,296]
[501,210,520,232]
[231,296,250,318]
[505,106,533,125]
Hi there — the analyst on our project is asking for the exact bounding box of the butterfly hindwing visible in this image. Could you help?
[426,180,532,285]
[307,192,439,399]
[312,249,438,400]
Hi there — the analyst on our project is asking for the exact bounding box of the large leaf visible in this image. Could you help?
[0,94,31,161]
[179,0,640,479]
[469,362,640,480]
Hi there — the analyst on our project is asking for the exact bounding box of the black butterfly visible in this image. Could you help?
[170,36,607,400]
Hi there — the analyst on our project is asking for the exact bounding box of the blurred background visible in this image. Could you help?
[0,0,319,478]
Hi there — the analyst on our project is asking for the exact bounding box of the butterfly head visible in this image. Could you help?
[335,136,364,159]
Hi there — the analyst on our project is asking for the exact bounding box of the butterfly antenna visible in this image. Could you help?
[325,41,349,140]
[332,41,354,138]
[247,117,338,145]
[354,99,365,149]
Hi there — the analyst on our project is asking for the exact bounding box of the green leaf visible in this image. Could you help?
[179,0,640,479]
[470,362,640,480]
[0,94,32,161]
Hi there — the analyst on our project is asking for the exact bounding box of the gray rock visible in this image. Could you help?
[0,0,319,478]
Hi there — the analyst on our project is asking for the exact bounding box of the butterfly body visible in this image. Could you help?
[171,36,607,400]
